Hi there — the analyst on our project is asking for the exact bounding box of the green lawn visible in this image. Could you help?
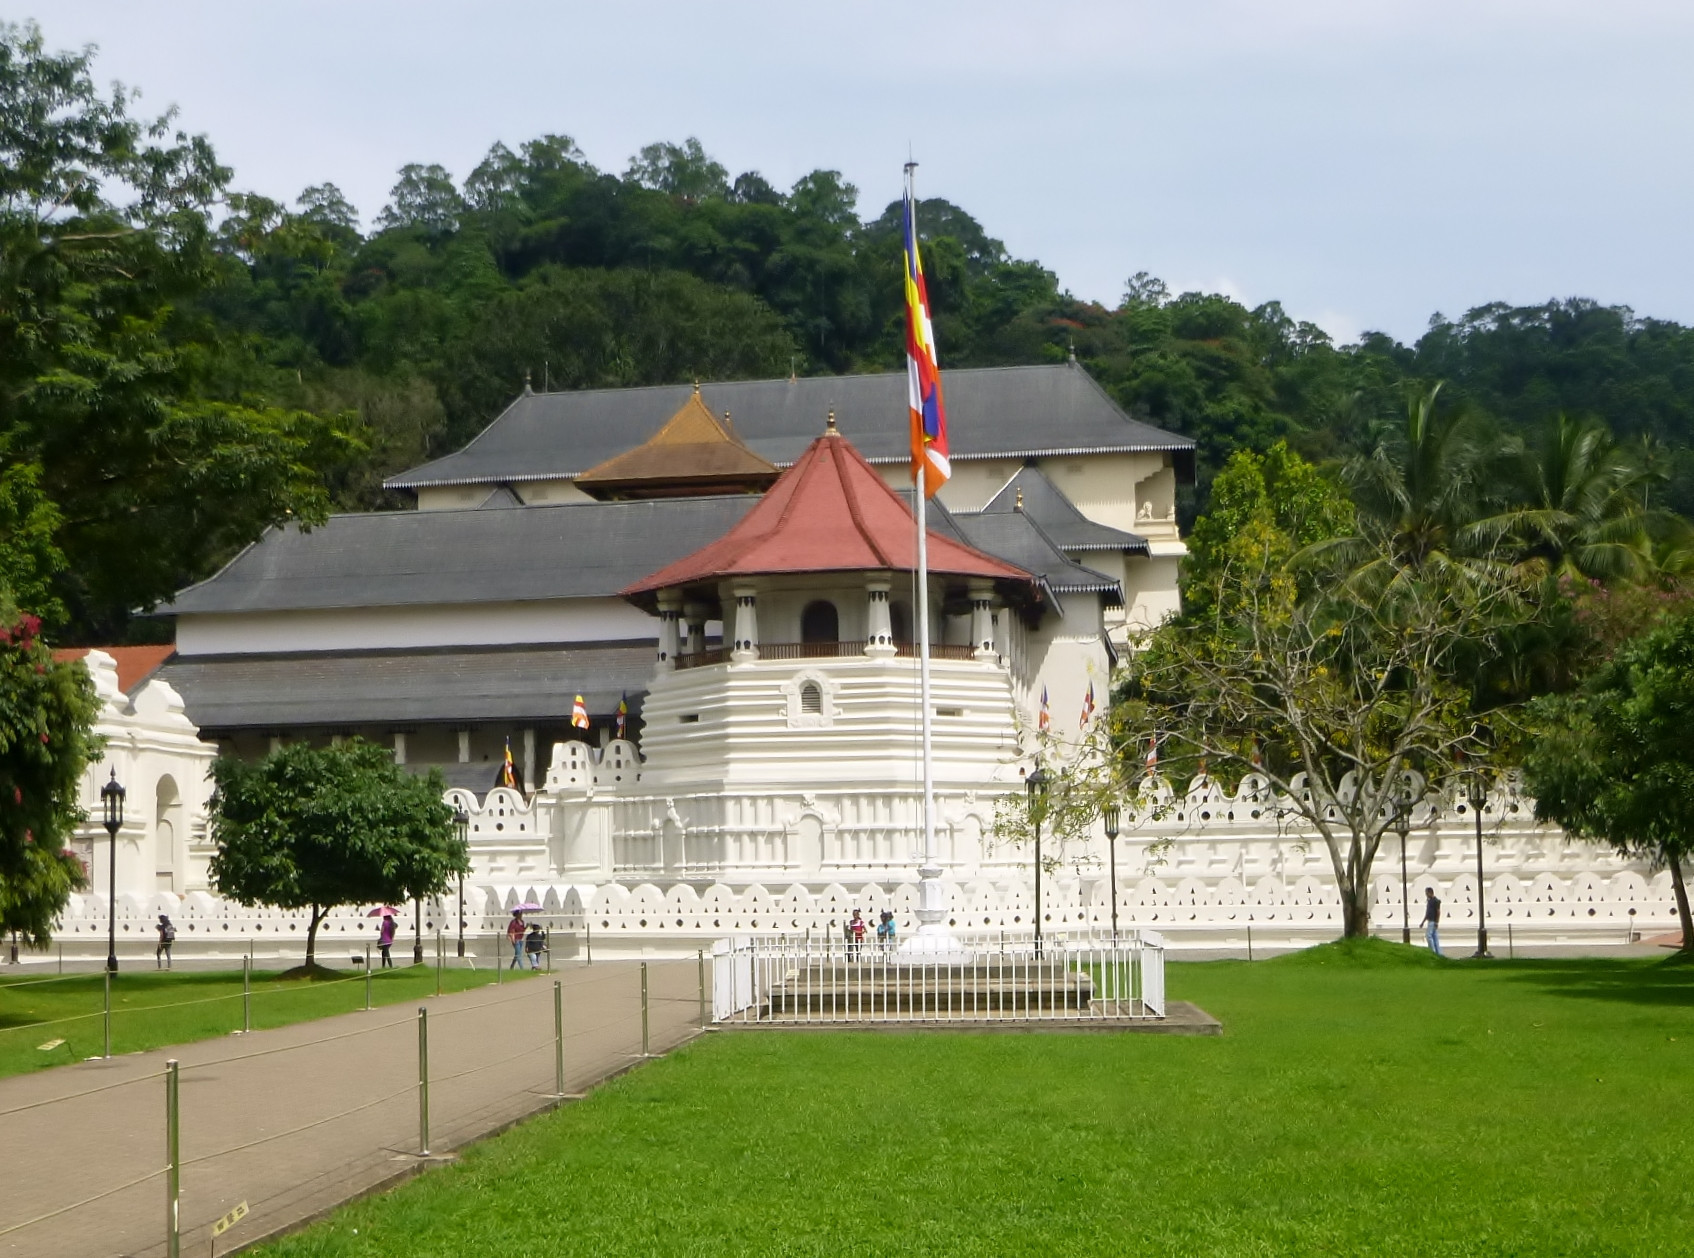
[257,941,1694,1258]
[0,960,541,1078]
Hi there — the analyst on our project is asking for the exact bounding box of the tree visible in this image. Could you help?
[208,740,466,967]
[1123,522,1520,937]
[1521,612,1694,950]
[375,163,464,234]
[0,21,353,639]
[625,138,728,203]
[0,594,98,945]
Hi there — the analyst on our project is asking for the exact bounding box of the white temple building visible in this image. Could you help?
[37,367,1682,956]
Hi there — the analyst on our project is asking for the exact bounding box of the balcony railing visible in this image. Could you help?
[674,641,982,669]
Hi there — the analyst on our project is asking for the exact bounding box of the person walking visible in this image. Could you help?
[525,922,546,971]
[507,910,527,970]
[1420,886,1443,956]
[378,912,396,968]
[155,914,175,969]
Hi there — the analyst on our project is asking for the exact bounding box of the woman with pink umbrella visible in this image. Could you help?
[369,906,400,968]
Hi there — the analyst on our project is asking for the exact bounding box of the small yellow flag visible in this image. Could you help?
[212,1202,249,1237]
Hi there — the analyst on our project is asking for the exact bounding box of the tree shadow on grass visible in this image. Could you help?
[1493,954,1694,1009]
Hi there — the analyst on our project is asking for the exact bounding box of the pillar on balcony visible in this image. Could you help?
[656,592,682,670]
[731,583,760,662]
[970,581,996,661]
[683,603,710,660]
[865,576,896,658]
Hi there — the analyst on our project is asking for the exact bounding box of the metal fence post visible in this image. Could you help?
[640,961,650,1057]
[435,930,443,998]
[553,979,565,1098]
[365,944,372,1010]
[1246,924,1254,963]
[103,968,112,1059]
[165,1058,181,1258]
[243,954,252,1034]
[417,1007,430,1155]
[697,950,707,1028]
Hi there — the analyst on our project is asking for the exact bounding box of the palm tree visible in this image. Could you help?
[1484,413,1652,584]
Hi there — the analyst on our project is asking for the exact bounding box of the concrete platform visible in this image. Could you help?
[715,999,1221,1034]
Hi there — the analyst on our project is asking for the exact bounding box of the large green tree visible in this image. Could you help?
[1521,612,1694,950]
[0,21,353,638]
[0,595,98,945]
[208,740,466,967]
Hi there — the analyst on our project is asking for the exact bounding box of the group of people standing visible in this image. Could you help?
[845,909,897,956]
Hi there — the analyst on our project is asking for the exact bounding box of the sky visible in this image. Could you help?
[30,1,1694,344]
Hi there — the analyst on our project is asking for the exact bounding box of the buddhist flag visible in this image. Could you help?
[616,693,628,739]
[571,695,590,730]
[1145,734,1158,771]
[500,738,516,788]
[903,183,950,498]
[1080,682,1096,729]
[1038,685,1050,733]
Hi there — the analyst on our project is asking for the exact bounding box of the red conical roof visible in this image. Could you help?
[623,425,1032,596]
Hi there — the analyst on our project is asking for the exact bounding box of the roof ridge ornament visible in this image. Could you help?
[523,370,533,396]
[1015,486,1024,511]
[825,409,837,434]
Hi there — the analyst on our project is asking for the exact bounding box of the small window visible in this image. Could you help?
[801,600,839,644]
[800,682,823,715]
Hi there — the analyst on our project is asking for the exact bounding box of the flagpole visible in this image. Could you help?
[907,161,946,945]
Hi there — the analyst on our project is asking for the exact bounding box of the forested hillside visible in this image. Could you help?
[6,22,1694,643]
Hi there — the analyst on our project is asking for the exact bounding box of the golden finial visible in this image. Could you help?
[825,409,837,433]
[723,409,734,433]
[692,379,700,394]
[1015,486,1024,511]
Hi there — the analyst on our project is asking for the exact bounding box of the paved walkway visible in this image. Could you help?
[0,961,703,1258]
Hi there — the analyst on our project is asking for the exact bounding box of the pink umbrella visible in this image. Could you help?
[366,906,401,917]
[511,902,543,913]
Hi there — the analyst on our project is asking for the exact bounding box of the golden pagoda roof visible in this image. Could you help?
[573,386,780,499]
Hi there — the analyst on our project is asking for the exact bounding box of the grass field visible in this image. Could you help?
[0,959,541,1078]
[255,941,1694,1258]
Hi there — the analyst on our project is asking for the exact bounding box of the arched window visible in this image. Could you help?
[889,600,912,645]
[801,600,839,651]
[799,681,823,714]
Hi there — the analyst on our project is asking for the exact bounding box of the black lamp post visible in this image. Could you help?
[1468,773,1493,958]
[1103,802,1121,942]
[1026,766,1049,957]
[453,806,470,958]
[101,769,125,973]
[412,897,424,966]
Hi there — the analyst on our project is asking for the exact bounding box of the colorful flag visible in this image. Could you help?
[1038,685,1050,733]
[500,738,516,788]
[616,693,628,739]
[903,183,950,498]
[1145,734,1158,771]
[1080,681,1096,729]
[571,695,590,730]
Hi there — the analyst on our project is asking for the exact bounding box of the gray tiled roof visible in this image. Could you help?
[158,644,656,730]
[385,364,1194,490]
[164,496,757,615]
[951,512,1123,603]
[978,467,1149,555]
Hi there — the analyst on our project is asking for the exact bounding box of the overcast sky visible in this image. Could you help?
[31,1,1694,344]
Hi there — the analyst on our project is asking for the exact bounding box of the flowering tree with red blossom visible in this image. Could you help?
[0,597,100,945]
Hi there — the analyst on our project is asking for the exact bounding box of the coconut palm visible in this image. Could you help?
[1484,413,1652,584]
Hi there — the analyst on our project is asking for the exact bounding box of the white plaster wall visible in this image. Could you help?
[175,598,656,656]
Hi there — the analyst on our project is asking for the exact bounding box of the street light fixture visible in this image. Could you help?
[1468,772,1493,958]
[1026,766,1049,957]
[1102,802,1121,942]
[453,806,470,958]
[100,769,125,973]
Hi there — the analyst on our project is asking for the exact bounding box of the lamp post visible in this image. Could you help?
[101,770,125,973]
[1026,766,1048,957]
[1103,803,1121,942]
[453,806,469,958]
[1468,773,1493,958]
[413,897,424,966]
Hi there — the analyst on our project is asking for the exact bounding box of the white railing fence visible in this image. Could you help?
[711,930,1165,1025]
